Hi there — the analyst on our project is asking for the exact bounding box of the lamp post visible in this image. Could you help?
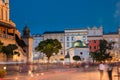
[65,51,70,66]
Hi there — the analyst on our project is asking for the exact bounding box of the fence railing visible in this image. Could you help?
[0,34,14,40]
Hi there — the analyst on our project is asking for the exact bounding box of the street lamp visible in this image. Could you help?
[3,66,6,70]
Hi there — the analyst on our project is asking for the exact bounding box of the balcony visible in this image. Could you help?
[0,20,16,28]
[0,34,14,40]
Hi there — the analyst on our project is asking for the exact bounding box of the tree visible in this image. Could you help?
[35,39,62,63]
[2,44,18,60]
[90,52,104,62]
[15,34,26,48]
[90,39,115,62]
[0,41,3,53]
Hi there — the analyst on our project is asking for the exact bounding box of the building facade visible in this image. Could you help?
[87,26,103,52]
[103,31,120,61]
[0,0,35,63]
[32,29,90,63]
[32,34,44,62]
[0,0,27,62]
[32,26,120,63]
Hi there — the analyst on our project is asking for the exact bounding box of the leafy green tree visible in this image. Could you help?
[14,51,20,56]
[90,39,114,62]
[2,44,18,60]
[0,41,3,53]
[35,39,62,63]
[15,34,26,48]
[90,52,104,62]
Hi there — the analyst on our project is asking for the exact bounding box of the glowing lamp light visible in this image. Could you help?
[15,77,18,80]
[28,70,32,75]
[36,74,39,76]
[41,73,44,76]
[3,66,6,70]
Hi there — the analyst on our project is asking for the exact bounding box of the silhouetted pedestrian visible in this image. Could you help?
[98,62,105,80]
[106,62,113,80]
[81,62,88,71]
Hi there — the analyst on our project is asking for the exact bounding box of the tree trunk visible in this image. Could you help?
[47,59,50,70]
[6,55,13,61]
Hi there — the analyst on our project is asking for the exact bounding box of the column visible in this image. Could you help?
[13,28,15,39]
[5,27,7,38]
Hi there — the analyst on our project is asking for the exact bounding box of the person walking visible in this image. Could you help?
[106,62,113,80]
[98,62,105,80]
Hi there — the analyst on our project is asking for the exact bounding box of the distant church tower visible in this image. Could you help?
[22,26,33,63]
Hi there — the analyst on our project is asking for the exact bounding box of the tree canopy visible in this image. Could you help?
[35,39,62,61]
[2,44,18,59]
[0,41,3,53]
[90,39,114,62]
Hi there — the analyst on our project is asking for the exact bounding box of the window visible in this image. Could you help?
[60,37,63,42]
[71,36,74,41]
[67,37,69,41]
[61,51,63,55]
[80,52,83,55]
[60,38,63,41]
[90,46,91,49]
[94,40,96,43]
[67,42,69,47]
[83,36,86,40]
[94,46,96,49]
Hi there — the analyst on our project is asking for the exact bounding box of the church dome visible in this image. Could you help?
[22,25,31,37]
[23,26,30,32]
[72,40,87,48]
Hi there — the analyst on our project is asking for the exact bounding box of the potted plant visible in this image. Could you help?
[0,69,6,78]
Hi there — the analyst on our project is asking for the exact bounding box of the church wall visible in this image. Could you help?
[68,48,89,63]
[0,38,15,46]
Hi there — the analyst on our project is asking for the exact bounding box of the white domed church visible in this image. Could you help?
[65,40,90,63]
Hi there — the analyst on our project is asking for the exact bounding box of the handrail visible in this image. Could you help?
[0,34,14,39]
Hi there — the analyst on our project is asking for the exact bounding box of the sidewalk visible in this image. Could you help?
[2,67,120,80]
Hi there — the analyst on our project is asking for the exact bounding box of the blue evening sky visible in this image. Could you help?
[10,0,120,34]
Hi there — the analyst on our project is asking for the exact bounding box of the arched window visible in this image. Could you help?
[80,52,83,55]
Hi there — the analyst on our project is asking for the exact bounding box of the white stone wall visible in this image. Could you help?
[64,29,88,55]
[88,26,103,36]
[33,35,44,50]
[32,35,44,60]
[68,48,90,63]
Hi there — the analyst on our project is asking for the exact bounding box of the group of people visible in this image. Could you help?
[98,61,113,80]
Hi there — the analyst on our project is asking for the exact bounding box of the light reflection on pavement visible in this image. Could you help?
[3,68,118,80]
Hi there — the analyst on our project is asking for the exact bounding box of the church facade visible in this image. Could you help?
[0,0,33,63]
